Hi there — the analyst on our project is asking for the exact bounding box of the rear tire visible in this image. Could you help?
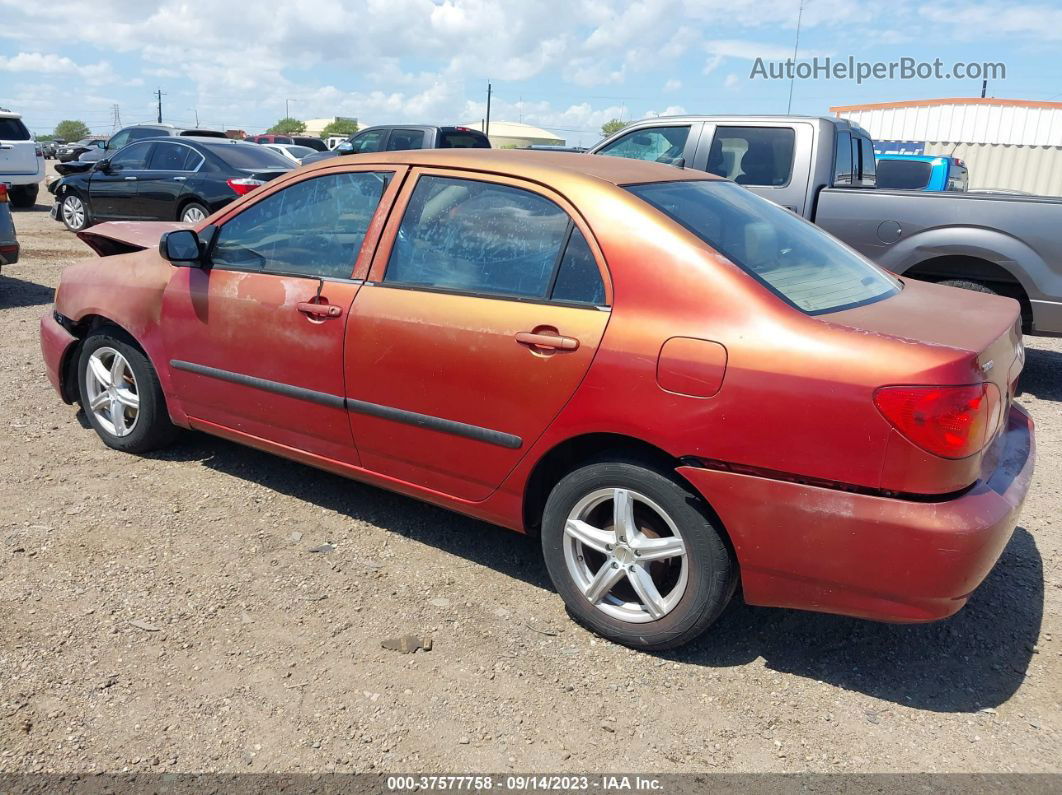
[541,459,736,650]
[9,184,38,209]
[77,328,178,454]
[179,202,209,224]
[939,278,998,295]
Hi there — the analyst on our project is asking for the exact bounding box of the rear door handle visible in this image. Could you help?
[0,144,12,150]
[173,176,186,181]
[297,301,342,318]
[124,176,137,181]
[515,331,579,351]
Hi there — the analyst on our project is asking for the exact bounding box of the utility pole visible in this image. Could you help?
[981,79,988,98]
[111,104,122,133]
[786,0,804,114]
[155,88,165,123]
[485,82,492,139]
[286,99,297,118]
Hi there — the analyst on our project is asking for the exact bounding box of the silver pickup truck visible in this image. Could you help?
[590,115,1062,335]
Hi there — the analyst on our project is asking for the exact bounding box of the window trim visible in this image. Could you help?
[205,167,403,281]
[369,168,612,308]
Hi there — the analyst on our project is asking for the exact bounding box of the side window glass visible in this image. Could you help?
[211,172,392,278]
[386,129,425,151]
[708,126,795,187]
[597,126,689,165]
[128,127,160,143]
[109,142,152,170]
[352,131,386,153]
[550,227,606,305]
[834,131,853,186]
[858,137,876,184]
[148,142,201,171]
[384,175,569,298]
[107,130,130,151]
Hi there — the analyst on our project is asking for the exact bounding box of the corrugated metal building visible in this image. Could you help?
[830,98,1062,195]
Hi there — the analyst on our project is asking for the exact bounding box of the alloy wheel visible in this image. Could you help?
[62,196,85,230]
[84,347,140,438]
[563,487,688,623]
[181,205,207,223]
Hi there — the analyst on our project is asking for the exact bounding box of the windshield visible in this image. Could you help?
[626,180,900,314]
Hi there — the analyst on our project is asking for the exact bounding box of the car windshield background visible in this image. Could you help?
[207,143,293,170]
[597,126,689,165]
[0,118,31,140]
[627,180,899,314]
[387,130,426,150]
[876,160,933,190]
[438,131,490,149]
[108,142,153,170]
[211,171,392,279]
[351,131,386,153]
[384,175,580,300]
[706,126,795,187]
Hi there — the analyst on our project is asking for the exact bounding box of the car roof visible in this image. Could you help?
[298,148,718,187]
[0,111,22,119]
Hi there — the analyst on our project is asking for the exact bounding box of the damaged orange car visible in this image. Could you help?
[41,150,1034,649]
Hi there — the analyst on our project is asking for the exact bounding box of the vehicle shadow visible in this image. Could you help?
[153,430,1043,713]
[673,526,1043,713]
[0,275,55,309]
[1020,345,1062,402]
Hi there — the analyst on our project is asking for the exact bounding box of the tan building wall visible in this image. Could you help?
[925,141,1062,196]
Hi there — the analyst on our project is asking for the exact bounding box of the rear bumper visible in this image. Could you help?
[40,312,78,403]
[1030,298,1062,336]
[678,404,1035,623]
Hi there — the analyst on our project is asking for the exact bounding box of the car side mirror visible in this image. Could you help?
[160,229,203,267]
[95,159,111,172]
[336,140,354,154]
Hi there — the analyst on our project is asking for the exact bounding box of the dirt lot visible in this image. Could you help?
[1,168,1060,775]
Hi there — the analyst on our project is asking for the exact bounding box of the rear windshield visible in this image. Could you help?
[876,159,933,190]
[0,118,31,141]
[179,129,228,139]
[205,143,294,170]
[439,130,490,149]
[627,180,899,314]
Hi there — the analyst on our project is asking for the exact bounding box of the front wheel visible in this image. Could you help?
[541,460,736,650]
[77,329,178,453]
[60,193,90,232]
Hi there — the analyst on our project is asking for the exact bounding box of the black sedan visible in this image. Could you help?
[48,137,293,231]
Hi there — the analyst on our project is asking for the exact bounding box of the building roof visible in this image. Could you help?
[459,120,564,142]
[830,97,1062,113]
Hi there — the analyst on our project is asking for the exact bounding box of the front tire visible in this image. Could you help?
[60,192,90,232]
[77,329,178,454]
[541,460,736,650]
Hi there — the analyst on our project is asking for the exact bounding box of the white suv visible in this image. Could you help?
[0,110,45,209]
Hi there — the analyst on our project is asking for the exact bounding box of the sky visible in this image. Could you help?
[2,0,1061,147]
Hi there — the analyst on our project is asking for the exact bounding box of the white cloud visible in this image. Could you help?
[724,73,742,90]
[0,52,117,84]
[664,79,682,92]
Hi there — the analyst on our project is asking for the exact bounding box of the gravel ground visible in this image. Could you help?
[1,168,1059,774]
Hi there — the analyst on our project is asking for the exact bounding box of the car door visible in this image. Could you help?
[138,141,204,220]
[88,141,154,220]
[160,167,402,464]
[346,170,612,501]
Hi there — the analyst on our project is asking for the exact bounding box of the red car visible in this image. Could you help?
[40,150,1034,650]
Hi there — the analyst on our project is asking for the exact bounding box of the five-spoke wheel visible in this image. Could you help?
[84,347,140,437]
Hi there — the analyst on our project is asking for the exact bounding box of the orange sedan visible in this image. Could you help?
[41,150,1033,649]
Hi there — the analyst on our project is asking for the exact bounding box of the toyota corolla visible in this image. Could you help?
[40,150,1034,649]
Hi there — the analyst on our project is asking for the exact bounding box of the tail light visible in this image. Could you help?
[874,384,997,459]
[35,145,44,158]
[0,184,7,203]
[227,178,265,196]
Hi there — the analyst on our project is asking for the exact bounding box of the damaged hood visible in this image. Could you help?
[77,221,190,257]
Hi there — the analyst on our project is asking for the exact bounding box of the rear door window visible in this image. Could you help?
[386,129,426,151]
[147,142,203,172]
[597,126,689,165]
[384,175,570,298]
[211,171,393,278]
[707,126,795,187]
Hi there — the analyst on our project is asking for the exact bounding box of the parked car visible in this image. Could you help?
[302,125,490,165]
[56,137,107,163]
[0,110,46,208]
[876,154,968,192]
[591,115,1062,335]
[262,143,318,163]
[0,184,19,271]
[291,136,329,152]
[48,137,293,230]
[246,134,294,145]
[43,139,66,159]
[78,124,229,166]
[41,149,1033,650]
[325,135,348,150]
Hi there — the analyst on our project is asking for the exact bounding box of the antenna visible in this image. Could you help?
[786,0,804,114]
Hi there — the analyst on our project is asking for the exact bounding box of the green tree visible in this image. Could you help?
[54,120,91,141]
[600,118,628,138]
[266,117,306,135]
[320,118,359,138]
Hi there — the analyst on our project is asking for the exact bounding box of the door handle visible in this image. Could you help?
[515,331,579,351]
[173,176,187,181]
[296,301,342,318]
[0,144,12,150]
[124,176,137,181]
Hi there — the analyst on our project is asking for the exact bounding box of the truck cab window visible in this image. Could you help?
[834,131,854,186]
[706,127,795,187]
